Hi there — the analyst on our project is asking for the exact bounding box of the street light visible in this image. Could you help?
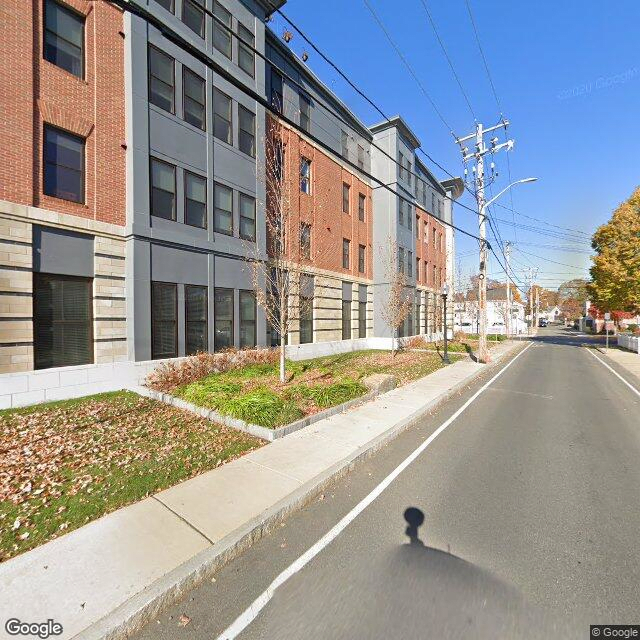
[476,177,537,364]
[441,282,450,365]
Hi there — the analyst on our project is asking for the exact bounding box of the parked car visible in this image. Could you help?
[539,318,548,327]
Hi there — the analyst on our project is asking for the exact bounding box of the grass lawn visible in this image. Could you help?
[175,349,457,429]
[0,391,262,562]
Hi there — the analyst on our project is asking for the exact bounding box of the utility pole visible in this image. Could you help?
[456,120,514,363]
[524,266,538,335]
[535,286,540,330]
[505,241,512,339]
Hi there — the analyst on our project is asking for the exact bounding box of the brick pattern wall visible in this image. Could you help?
[415,205,447,291]
[0,0,125,225]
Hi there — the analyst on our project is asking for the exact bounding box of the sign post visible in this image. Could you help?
[604,312,611,349]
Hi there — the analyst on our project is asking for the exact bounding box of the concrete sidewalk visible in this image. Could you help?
[0,342,521,640]
[597,345,640,384]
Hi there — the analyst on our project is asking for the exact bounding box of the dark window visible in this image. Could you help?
[407,161,412,187]
[148,45,174,113]
[299,278,313,345]
[44,0,84,78]
[416,216,420,239]
[300,94,311,132]
[43,125,84,203]
[239,193,256,241]
[300,157,311,194]
[183,67,206,130]
[239,290,256,348]
[214,288,234,350]
[398,199,404,226]
[185,285,208,354]
[416,257,420,282]
[358,244,365,273]
[342,300,351,340]
[273,140,285,184]
[300,222,311,259]
[238,23,255,77]
[341,131,349,159]
[358,298,366,338]
[213,1,232,58]
[155,0,174,10]
[342,239,350,269]
[358,193,365,221]
[238,106,255,157]
[415,301,421,334]
[408,251,413,277]
[185,171,206,228]
[182,0,205,37]
[213,88,232,144]
[33,273,92,369]
[398,152,405,180]
[408,206,412,231]
[342,183,350,214]
[271,69,283,112]
[150,158,176,220]
[152,282,177,359]
[214,182,233,235]
[398,247,404,274]
[357,145,364,170]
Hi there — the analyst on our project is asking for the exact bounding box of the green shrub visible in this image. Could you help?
[291,380,366,408]
[221,388,303,428]
[177,379,241,410]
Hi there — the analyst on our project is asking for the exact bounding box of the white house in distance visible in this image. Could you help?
[541,306,562,323]
[454,297,527,335]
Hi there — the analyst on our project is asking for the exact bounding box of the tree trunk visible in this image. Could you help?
[279,335,286,383]
[391,328,396,358]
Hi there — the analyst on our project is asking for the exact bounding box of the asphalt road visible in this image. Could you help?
[135,327,640,640]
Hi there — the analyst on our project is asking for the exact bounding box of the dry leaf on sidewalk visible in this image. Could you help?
[178,614,191,627]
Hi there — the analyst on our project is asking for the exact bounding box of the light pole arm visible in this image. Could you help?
[481,178,537,212]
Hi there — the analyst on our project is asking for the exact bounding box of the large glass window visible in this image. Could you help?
[300,94,311,133]
[214,288,234,350]
[239,290,256,348]
[238,106,255,157]
[185,285,208,355]
[148,45,175,113]
[358,244,365,273]
[183,68,206,130]
[342,299,351,340]
[214,182,233,235]
[152,282,177,359]
[359,299,366,338]
[342,239,350,269]
[408,251,413,277]
[238,24,255,77]
[398,247,405,274]
[185,171,206,228]
[300,222,311,259]
[300,158,311,194]
[271,69,283,112]
[239,193,256,241]
[34,273,92,370]
[342,183,350,214]
[213,88,232,144]
[155,0,174,10]
[357,145,365,170]
[299,277,313,345]
[182,0,205,37]
[213,1,232,58]
[150,158,176,220]
[43,125,84,203]
[358,194,365,222]
[44,0,84,78]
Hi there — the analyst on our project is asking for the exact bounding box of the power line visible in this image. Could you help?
[417,0,476,121]
[515,247,591,271]
[464,0,501,113]
[493,202,592,237]
[362,0,456,137]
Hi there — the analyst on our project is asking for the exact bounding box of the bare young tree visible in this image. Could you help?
[246,116,313,383]
[379,240,412,357]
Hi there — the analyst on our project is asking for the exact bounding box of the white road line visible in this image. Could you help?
[215,342,534,640]
[586,348,640,398]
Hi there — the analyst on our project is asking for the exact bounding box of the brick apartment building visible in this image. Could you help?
[0,0,461,388]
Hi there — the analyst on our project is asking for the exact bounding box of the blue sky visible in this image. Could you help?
[273,0,640,296]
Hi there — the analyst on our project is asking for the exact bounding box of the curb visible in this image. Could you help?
[77,341,527,640]
[131,385,384,442]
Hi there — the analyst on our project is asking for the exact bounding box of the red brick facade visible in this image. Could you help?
[0,0,125,225]
[415,205,447,289]
[271,119,373,280]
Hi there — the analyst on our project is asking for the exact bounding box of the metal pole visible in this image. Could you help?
[476,123,489,364]
[442,292,450,364]
[505,241,511,339]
